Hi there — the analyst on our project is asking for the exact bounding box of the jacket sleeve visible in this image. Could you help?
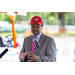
[37,39,56,62]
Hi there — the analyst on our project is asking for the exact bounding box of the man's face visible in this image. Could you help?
[31,23,43,36]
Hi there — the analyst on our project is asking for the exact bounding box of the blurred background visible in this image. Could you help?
[0,12,75,62]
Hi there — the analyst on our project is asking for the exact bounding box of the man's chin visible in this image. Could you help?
[33,32,38,35]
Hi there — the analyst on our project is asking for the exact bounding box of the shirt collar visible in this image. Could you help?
[33,31,43,41]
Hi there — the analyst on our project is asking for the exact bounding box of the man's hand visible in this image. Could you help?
[20,52,30,61]
[28,52,38,62]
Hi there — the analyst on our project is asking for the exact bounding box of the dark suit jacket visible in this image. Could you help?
[20,33,56,62]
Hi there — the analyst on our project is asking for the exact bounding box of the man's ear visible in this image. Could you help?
[41,26,43,30]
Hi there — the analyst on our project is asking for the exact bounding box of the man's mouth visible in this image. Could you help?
[33,31,37,32]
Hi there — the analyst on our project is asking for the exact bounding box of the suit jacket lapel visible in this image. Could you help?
[34,33,45,54]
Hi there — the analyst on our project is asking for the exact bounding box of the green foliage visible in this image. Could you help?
[65,12,75,25]
[0,13,11,23]
[26,12,59,25]
[0,12,75,25]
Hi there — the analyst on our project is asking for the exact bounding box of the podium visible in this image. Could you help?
[0,47,20,62]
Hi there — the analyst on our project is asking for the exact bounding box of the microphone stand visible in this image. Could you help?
[35,40,45,62]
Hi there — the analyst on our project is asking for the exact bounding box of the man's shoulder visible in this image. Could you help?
[24,35,32,39]
[43,34,55,44]
[43,34,53,40]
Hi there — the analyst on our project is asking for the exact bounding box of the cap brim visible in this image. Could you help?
[30,22,42,25]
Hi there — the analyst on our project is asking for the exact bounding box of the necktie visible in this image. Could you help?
[31,36,37,53]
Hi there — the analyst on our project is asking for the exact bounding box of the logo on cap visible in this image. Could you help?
[35,18,39,21]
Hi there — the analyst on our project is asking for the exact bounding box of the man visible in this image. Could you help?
[20,16,56,62]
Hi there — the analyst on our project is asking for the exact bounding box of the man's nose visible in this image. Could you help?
[34,26,37,29]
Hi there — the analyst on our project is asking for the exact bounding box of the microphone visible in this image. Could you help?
[0,48,8,58]
[34,39,41,48]
[34,39,45,62]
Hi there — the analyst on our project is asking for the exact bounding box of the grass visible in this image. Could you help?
[55,32,75,37]
[1,32,75,37]
[0,32,22,36]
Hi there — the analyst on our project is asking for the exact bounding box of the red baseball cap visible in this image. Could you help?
[30,16,43,25]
